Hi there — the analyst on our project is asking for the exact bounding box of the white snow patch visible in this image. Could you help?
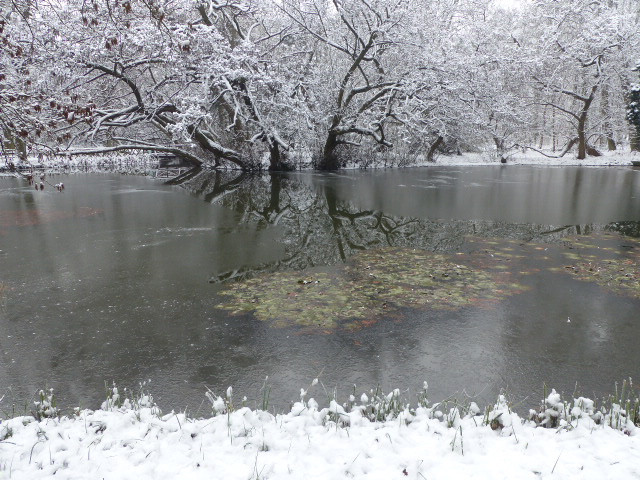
[1,399,638,480]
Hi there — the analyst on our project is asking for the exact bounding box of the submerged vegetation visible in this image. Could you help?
[216,246,529,331]
[554,234,640,299]
[216,231,640,331]
[0,207,103,229]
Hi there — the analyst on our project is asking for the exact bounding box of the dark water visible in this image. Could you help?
[0,166,639,414]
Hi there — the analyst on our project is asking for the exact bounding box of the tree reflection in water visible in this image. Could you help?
[175,170,640,330]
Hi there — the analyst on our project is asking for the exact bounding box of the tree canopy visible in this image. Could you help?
[1,0,639,170]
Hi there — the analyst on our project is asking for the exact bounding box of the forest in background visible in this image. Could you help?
[1,0,639,171]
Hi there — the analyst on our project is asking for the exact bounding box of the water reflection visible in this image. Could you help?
[0,166,638,415]
[178,169,639,283]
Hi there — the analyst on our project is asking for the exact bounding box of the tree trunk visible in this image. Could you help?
[268,141,290,172]
[230,78,289,171]
[600,85,616,151]
[577,116,587,159]
[319,131,340,171]
[576,90,595,160]
[552,108,557,152]
[493,135,505,158]
[427,136,444,162]
[559,138,578,157]
[268,142,281,171]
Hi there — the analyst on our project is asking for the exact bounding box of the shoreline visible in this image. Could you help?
[1,386,638,479]
[1,150,640,178]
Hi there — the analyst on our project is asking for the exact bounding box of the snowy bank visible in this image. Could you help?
[2,149,640,178]
[0,153,159,177]
[432,150,640,167]
[1,387,639,480]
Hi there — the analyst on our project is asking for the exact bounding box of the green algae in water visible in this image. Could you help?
[216,247,529,330]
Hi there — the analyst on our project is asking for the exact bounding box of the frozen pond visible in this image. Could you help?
[0,165,639,412]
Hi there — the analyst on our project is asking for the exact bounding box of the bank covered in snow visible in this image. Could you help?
[1,386,639,479]
[2,149,640,178]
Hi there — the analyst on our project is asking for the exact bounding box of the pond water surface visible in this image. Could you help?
[0,166,639,413]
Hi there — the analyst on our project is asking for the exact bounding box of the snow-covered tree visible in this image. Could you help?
[627,62,640,151]
[517,0,638,158]
[1,0,638,169]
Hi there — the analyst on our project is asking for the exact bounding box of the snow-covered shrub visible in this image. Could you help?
[299,378,319,409]
[602,379,640,434]
[485,394,514,431]
[527,380,639,434]
[415,382,481,428]
[328,399,349,425]
[568,397,598,424]
[0,424,13,441]
[102,384,127,411]
[417,381,430,409]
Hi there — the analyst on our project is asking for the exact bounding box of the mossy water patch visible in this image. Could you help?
[467,233,640,299]
[217,271,376,329]
[553,233,640,299]
[216,247,529,331]
[215,232,640,331]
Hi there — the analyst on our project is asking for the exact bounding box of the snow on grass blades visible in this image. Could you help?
[3,381,638,480]
[216,247,529,330]
[32,389,58,422]
[7,379,640,431]
[129,376,640,433]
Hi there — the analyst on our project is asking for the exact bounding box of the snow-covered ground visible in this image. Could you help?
[1,387,639,479]
[2,149,640,177]
[432,150,640,167]
[0,153,158,177]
